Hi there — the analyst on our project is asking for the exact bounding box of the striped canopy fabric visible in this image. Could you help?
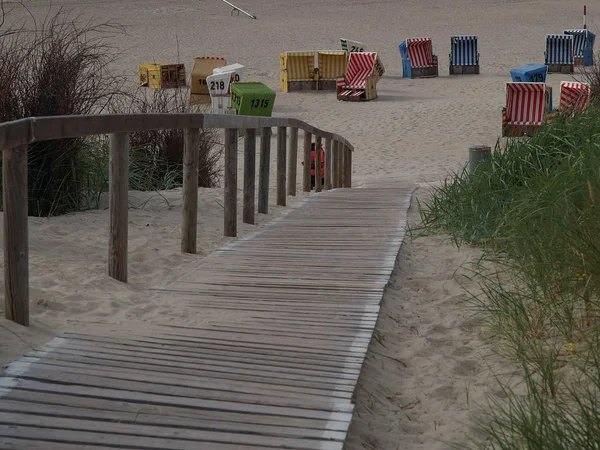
[406,38,435,68]
[451,35,479,66]
[344,52,377,89]
[545,34,574,65]
[317,51,348,80]
[564,29,596,57]
[559,81,590,114]
[280,52,315,81]
[505,82,546,126]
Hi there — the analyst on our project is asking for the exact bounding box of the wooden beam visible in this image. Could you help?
[331,141,339,189]
[276,127,287,206]
[258,128,271,214]
[224,129,238,237]
[315,136,323,193]
[343,146,352,188]
[108,132,129,283]
[243,128,256,225]
[181,128,200,254]
[3,145,29,326]
[287,127,298,196]
[303,130,312,192]
[337,143,344,188]
[324,138,332,191]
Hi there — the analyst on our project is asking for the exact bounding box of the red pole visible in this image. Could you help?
[584,5,587,30]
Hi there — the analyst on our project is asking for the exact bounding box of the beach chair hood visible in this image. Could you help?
[450,35,479,65]
[559,81,590,114]
[545,34,574,65]
[344,52,384,88]
[406,38,435,68]
[505,82,547,126]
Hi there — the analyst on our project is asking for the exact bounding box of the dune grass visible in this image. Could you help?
[412,109,600,449]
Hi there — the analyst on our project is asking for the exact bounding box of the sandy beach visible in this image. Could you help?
[0,0,593,447]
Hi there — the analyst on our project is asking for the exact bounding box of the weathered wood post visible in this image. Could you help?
[181,128,200,254]
[331,140,339,188]
[258,127,271,214]
[109,132,129,283]
[3,145,29,326]
[224,128,238,237]
[243,128,256,224]
[277,126,287,206]
[302,130,312,192]
[287,127,298,196]
[315,136,323,192]
[343,145,352,188]
[324,138,332,190]
[337,142,344,188]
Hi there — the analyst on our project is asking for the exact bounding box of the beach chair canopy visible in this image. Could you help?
[559,81,590,114]
[400,38,435,69]
[280,52,315,81]
[317,51,347,80]
[344,52,379,88]
[214,63,245,83]
[564,29,596,56]
[505,82,547,126]
[340,38,366,53]
[451,35,479,65]
[545,34,574,65]
[510,64,547,83]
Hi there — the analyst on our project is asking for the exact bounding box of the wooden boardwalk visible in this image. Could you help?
[0,184,415,450]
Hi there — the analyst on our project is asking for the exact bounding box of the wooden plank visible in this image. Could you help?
[258,127,271,214]
[108,132,128,282]
[343,145,352,188]
[315,136,323,192]
[303,130,312,192]
[287,127,298,196]
[2,145,29,326]
[224,128,238,237]
[181,128,200,254]
[276,126,287,206]
[243,128,256,225]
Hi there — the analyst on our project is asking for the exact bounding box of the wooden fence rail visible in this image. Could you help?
[0,113,354,326]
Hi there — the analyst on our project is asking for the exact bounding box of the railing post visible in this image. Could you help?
[109,132,129,283]
[3,145,29,326]
[287,127,298,196]
[315,136,323,193]
[343,145,352,188]
[337,142,344,188]
[303,130,312,192]
[181,128,200,254]
[277,126,287,206]
[258,127,271,214]
[243,128,256,225]
[331,140,339,188]
[324,138,332,190]
[224,128,238,237]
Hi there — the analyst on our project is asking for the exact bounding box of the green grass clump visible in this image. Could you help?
[414,109,600,449]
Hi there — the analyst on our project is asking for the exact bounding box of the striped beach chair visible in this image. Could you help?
[399,38,438,78]
[207,71,234,114]
[337,52,385,102]
[502,82,553,137]
[449,36,479,75]
[564,29,596,66]
[316,51,348,90]
[279,51,316,92]
[545,34,574,74]
[340,38,366,53]
[558,81,590,115]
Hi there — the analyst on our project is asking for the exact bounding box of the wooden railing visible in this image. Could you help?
[0,113,354,326]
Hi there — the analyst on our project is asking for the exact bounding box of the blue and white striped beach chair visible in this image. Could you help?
[449,35,479,75]
[545,34,574,73]
[564,29,595,66]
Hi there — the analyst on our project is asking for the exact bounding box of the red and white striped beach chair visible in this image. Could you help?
[336,52,384,102]
[502,82,552,137]
[399,38,438,78]
[558,81,590,115]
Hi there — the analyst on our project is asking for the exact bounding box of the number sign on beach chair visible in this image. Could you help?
[207,71,234,114]
[502,82,553,137]
[336,52,385,102]
[340,38,366,53]
[559,81,590,115]
[279,51,316,92]
[449,36,479,75]
[545,34,574,74]
[399,38,438,78]
[564,29,596,67]
[510,64,548,83]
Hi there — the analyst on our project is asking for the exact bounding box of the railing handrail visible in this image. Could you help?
[0,113,355,151]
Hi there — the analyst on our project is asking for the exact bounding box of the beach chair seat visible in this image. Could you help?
[545,34,574,74]
[502,82,552,137]
[336,52,384,102]
[399,38,438,79]
[449,35,479,75]
[564,29,596,67]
